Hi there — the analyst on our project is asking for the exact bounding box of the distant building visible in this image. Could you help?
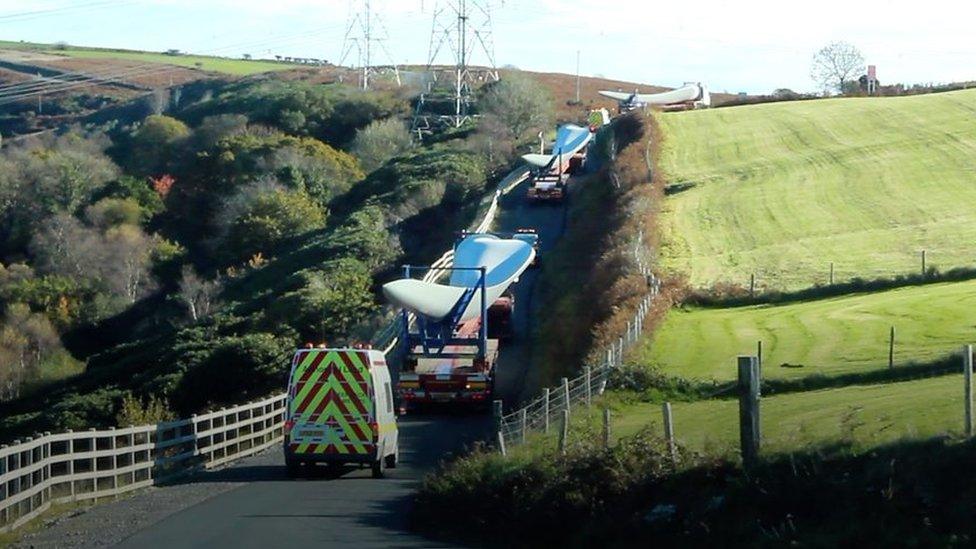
[866,65,879,95]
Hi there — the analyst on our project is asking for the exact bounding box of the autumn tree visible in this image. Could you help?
[223,186,327,260]
[126,114,190,175]
[811,41,866,95]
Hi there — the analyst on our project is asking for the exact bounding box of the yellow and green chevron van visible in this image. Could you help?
[283,347,398,478]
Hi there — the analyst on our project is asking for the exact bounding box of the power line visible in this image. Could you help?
[413,0,499,134]
[339,0,401,90]
[0,1,135,24]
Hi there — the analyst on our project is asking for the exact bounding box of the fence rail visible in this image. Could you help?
[0,166,532,534]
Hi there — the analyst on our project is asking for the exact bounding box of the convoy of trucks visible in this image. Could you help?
[281,104,619,477]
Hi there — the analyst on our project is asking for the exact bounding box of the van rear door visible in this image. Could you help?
[287,349,376,457]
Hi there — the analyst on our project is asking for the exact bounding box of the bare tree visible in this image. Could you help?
[811,41,865,95]
[31,213,103,280]
[0,304,60,400]
[32,215,155,305]
[177,265,221,322]
[103,225,155,304]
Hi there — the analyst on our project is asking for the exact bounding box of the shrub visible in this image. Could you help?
[225,189,327,261]
[115,393,175,426]
[350,118,415,173]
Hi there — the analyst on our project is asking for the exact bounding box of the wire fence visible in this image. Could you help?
[495,263,661,454]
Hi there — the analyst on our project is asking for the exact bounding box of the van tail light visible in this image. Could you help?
[369,421,379,443]
[283,419,296,442]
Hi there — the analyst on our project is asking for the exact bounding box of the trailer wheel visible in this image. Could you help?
[371,458,385,479]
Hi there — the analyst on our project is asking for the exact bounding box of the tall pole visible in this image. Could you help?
[965,344,973,437]
[575,50,581,104]
[363,0,371,90]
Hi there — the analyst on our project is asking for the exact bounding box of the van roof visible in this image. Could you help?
[292,347,386,362]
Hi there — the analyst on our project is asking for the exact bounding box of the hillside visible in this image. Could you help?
[518,69,741,121]
[0,40,301,76]
[0,70,509,440]
[658,89,976,290]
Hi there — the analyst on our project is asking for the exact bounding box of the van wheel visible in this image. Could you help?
[285,457,301,478]
[371,458,385,479]
[384,451,397,469]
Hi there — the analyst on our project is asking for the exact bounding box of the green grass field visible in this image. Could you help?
[607,374,966,455]
[659,90,976,290]
[53,49,293,76]
[0,41,296,76]
[635,280,976,381]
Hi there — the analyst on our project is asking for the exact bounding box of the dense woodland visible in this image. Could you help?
[0,73,553,439]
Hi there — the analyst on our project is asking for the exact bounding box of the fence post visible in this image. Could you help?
[966,344,974,438]
[492,400,503,434]
[617,337,624,364]
[585,367,592,407]
[24,437,34,519]
[757,340,763,381]
[662,402,677,466]
[606,348,613,368]
[519,408,527,444]
[602,409,611,448]
[542,388,551,434]
[737,356,761,467]
[562,377,571,415]
[750,273,755,297]
[1,445,8,526]
[491,400,506,456]
[889,326,895,369]
[66,429,75,497]
[559,409,569,455]
[627,321,632,343]
[109,427,118,494]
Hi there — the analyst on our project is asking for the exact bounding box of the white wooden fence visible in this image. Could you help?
[0,394,286,532]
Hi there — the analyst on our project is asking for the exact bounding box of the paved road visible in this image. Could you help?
[117,415,489,549]
[14,177,570,548]
[492,178,568,407]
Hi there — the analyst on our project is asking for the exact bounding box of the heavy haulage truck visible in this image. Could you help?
[523,123,594,203]
[382,233,536,412]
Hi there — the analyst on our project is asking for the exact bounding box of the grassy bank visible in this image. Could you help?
[659,89,976,290]
[531,114,665,383]
[415,428,976,546]
[604,373,967,455]
[637,279,976,381]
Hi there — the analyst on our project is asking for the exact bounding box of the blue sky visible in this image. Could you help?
[1,0,975,94]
